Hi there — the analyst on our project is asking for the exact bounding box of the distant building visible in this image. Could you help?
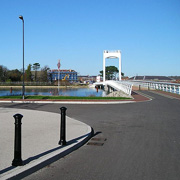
[78,75,97,84]
[121,76,129,80]
[129,76,173,82]
[169,76,180,83]
[96,76,101,82]
[48,69,77,81]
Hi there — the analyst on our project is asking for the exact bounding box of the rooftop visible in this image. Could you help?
[129,76,174,81]
[48,69,76,73]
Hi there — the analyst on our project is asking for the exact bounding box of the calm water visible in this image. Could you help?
[0,87,106,97]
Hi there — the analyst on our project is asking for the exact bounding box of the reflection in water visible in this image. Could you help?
[0,87,106,97]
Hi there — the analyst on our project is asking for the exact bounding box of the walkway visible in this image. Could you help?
[0,108,92,180]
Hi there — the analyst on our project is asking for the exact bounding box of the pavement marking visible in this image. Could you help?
[87,137,107,146]
[133,91,154,100]
[91,138,107,141]
[87,142,104,146]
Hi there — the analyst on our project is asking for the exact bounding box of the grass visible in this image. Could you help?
[0,95,131,100]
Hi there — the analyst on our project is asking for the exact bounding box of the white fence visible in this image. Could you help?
[128,80,180,94]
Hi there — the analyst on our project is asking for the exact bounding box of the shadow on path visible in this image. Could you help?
[0,133,91,175]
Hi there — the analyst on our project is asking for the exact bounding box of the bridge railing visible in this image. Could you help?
[106,80,132,96]
[127,80,180,94]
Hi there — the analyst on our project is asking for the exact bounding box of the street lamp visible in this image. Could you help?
[19,15,25,99]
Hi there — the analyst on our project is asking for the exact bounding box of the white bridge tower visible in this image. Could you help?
[103,50,121,82]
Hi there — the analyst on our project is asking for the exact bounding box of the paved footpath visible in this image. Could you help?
[0,108,92,180]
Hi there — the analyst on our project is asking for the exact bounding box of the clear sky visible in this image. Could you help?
[0,0,180,77]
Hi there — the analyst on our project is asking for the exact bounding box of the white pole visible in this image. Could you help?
[119,51,121,81]
[169,85,172,93]
[103,51,106,83]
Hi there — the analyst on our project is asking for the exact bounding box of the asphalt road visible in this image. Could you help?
[1,91,180,180]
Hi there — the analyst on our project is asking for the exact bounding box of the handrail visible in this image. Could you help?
[128,80,180,94]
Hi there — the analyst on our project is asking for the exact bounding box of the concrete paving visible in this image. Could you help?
[0,108,92,180]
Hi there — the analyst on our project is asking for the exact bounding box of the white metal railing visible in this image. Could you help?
[105,80,132,95]
[127,80,180,94]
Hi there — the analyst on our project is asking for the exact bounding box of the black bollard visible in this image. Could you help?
[59,107,67,146]
[12,114,23,166]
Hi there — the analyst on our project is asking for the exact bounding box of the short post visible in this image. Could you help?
[59,107,67,146]
[12,114,23,166]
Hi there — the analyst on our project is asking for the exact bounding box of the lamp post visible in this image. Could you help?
[19,15,25,100]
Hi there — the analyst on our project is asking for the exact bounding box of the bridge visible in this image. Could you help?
[94,80,133,96]
[94,50,180,96]
[95,50,133,96]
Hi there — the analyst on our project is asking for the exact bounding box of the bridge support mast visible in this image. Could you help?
[103,50,121,83]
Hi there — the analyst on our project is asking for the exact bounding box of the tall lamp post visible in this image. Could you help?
[19,15,25,99]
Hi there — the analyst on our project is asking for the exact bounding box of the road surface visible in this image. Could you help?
[1,91,180,180]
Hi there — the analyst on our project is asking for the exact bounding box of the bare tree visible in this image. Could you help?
[40,65,50,82]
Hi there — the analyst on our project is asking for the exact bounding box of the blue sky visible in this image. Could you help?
[0,0,180,77]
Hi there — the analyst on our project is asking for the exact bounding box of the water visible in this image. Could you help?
[0,87,106,97]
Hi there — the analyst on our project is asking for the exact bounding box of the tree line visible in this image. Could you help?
[0,64,124,83]
[0,63,50,82]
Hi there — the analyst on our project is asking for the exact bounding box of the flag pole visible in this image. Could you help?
[57,59,61,95]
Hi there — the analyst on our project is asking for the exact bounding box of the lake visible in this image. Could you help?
[0,87,106,97]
